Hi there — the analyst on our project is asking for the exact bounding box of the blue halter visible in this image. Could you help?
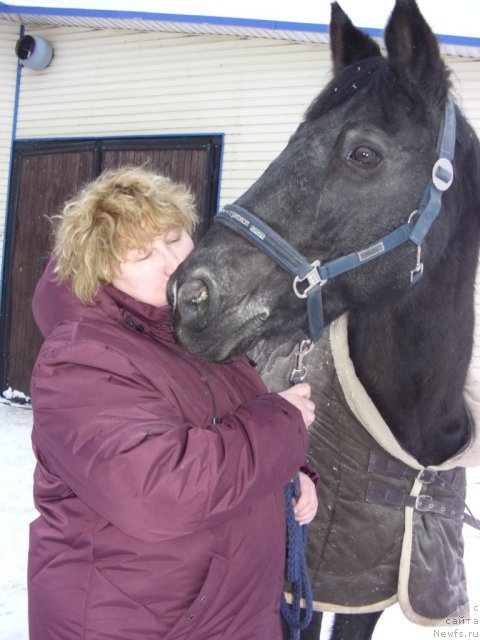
[215,94,456,344]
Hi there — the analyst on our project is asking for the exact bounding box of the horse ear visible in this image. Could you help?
[330,2,382,74]
[384,0,449,101]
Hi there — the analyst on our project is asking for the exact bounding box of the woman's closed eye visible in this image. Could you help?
[165,231,181,244]
[131,247,153,262]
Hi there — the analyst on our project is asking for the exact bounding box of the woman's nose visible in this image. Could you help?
[164,249,182,275]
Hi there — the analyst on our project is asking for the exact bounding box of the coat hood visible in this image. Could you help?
[32,258,86,338]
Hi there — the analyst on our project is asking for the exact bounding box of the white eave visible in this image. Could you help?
[0,4,479,59]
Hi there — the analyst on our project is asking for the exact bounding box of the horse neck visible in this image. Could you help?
[347,230,478,466]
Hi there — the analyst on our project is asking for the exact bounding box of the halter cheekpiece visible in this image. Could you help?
[214,94,457,344]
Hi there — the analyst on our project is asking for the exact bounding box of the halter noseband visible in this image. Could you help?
[215,95,457,343]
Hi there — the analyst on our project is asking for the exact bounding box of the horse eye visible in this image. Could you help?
[349,146,381,166]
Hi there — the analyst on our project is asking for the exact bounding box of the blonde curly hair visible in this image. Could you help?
[53,166,198,303]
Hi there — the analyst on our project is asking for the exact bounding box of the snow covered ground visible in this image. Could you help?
[1,400,479,640]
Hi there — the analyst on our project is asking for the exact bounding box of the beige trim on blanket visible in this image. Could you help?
[330,313,480,471]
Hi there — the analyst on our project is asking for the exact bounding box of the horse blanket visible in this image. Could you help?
[255,313,480,626]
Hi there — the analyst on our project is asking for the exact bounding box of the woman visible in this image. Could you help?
[28,167,317,640]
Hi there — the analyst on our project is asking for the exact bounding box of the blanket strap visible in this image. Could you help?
[365,450,480,530]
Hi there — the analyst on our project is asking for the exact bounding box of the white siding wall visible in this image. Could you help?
[0,23,20,255]
[13,27,332,204]
[449,58,480,373]
[2,25,480,368]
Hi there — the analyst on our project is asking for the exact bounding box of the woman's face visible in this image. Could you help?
[112,227,194,307]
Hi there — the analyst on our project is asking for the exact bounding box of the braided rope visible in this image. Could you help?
[280,473,313,640]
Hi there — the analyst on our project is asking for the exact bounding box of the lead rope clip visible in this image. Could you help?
[290,339,314,385]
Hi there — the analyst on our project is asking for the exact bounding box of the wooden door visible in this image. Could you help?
[1,136,221,398]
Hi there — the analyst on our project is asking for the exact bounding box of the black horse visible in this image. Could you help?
[169,1,480,638]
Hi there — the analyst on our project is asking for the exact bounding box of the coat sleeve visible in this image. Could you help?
[31,338,309,543]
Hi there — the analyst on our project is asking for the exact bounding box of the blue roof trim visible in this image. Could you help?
[0,3,329,33]
[0,4,479,48]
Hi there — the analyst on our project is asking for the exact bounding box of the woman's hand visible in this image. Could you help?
[293,471,318,526]
[278,383,315,429]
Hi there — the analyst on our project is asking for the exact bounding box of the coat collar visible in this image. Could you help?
[33,257,175,342]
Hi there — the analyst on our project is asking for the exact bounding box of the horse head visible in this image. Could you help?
[170,0,479,365]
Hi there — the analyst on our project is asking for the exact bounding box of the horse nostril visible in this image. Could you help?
[177,278,211,322]
[189,283,209,305]
[181,279,209,306]
[174,277,210,334]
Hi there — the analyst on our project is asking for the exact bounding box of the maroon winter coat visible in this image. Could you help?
[28,259,309,640]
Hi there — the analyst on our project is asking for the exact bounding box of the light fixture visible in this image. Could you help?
[15,35,53,70]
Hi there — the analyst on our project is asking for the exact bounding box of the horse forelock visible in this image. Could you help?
[306,58,387,121]
[304,56,447,128]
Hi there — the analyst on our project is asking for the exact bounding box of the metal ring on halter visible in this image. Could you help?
[408,210,419,224]
[293,260,325,299]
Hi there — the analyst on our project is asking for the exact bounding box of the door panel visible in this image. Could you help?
[4,149,94,397]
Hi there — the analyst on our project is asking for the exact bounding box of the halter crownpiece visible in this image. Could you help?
[215,94,457,343]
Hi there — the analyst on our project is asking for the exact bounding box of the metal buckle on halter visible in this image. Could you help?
[410,244,424,284]
[293,260,325,299]
[407,210,424,284]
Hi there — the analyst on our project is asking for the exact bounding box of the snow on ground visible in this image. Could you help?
[1,401,479,640]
